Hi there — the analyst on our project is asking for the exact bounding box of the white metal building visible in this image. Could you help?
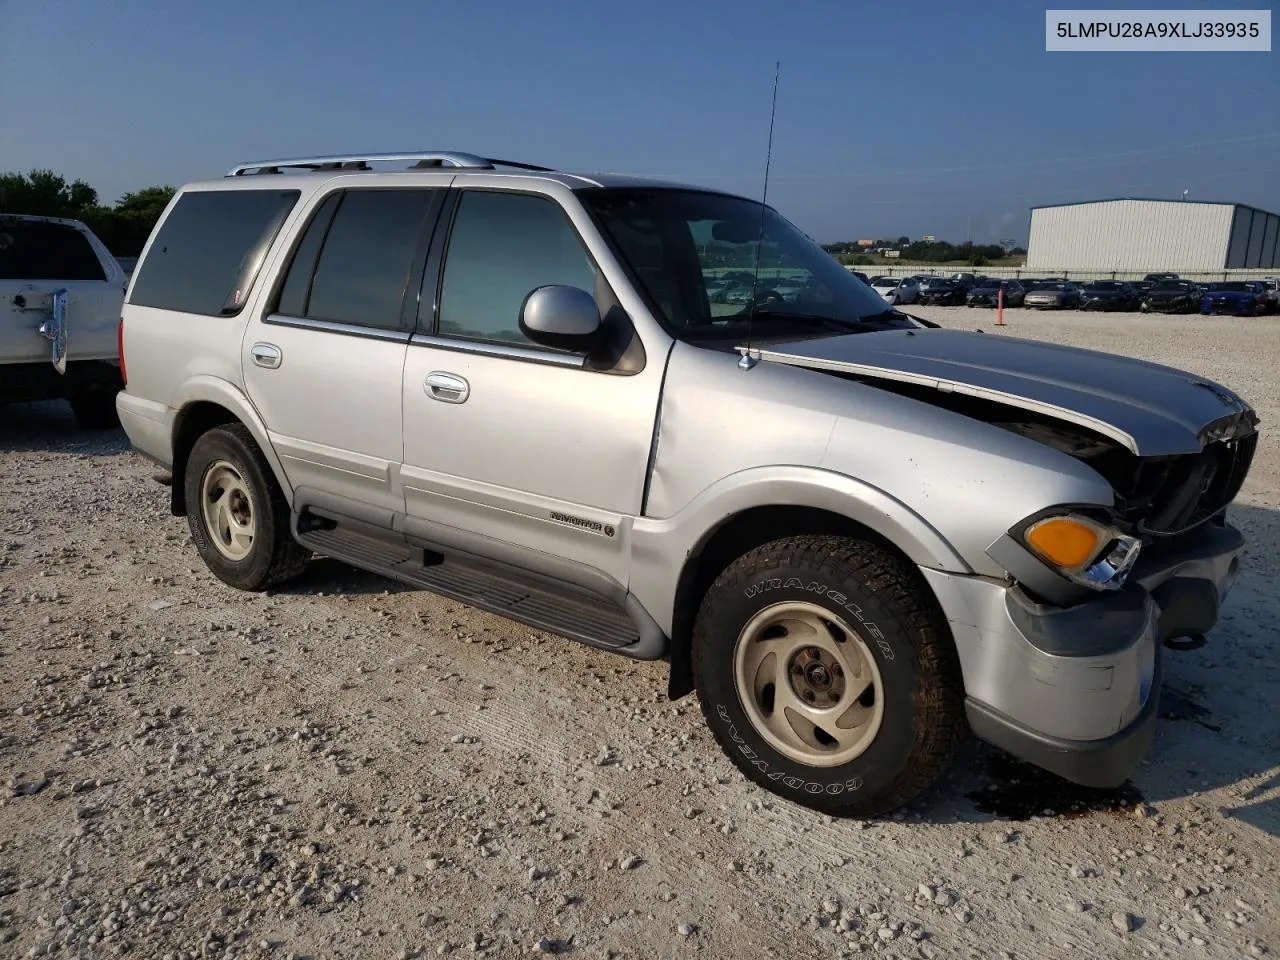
[1026,199,1280,272]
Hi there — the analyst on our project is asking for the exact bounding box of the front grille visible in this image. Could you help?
[1140,431,1258,536]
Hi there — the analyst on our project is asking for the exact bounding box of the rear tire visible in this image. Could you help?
[691,535,965,816]
[184,424,310,591]
[68,390,120,430]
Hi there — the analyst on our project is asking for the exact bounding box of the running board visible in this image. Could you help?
[293,518,664,659]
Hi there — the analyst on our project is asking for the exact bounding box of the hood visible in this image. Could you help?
[1148,288,1194,299]
[1025,289,1064,298]
[1081,289,1122,298]
[750,328,1257,456]
[1205,290,1253,300]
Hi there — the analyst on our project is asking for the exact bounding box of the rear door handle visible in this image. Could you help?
[251,342,282,369]
[425,371,469,403]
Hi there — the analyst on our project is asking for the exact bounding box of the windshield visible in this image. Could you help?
[1208,282,1252,292]
[1153,281,1192,291]
[580,188,915,340]
[1084,281,1122,290]
[1029,281,1066,290]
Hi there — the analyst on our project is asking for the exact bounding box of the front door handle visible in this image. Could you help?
[425,371,470,404]
[251,342,282,369]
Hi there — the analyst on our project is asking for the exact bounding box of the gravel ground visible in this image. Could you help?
[2,309,1277,960]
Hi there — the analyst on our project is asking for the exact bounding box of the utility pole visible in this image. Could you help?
[966,215,972,245]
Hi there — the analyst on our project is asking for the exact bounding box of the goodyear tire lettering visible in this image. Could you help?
[741,582,896,661]
[715,701,866,796]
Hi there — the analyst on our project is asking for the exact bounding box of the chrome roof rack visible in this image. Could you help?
[226,152,555,177]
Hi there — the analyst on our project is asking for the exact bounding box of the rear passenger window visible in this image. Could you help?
[279,189,435,330]
[0,218,106,281]
[128,190,299,316]
[434,191,597,347]
[275,193,341,318]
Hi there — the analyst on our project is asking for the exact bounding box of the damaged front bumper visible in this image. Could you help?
[921,520,1245,787]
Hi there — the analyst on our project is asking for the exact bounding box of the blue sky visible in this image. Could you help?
[2,0,1276,243]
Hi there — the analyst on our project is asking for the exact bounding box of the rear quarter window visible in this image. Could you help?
[128,189,300,316]
[0,218,106,281]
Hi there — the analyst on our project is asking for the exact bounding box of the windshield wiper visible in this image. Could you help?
[872,307,941,329]
[747,310,898,334]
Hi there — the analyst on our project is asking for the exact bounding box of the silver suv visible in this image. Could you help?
[117,152,1257,816]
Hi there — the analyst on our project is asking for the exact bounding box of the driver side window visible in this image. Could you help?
[432,190,598,348]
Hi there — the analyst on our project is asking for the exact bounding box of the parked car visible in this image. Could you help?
[1144,272,1180,283]
[870,275,919,304]
[1257,277,1279,312]
[1199,281,1270,316]
[116,149,1258,817]
[770,276,807,302]
[967,278,1024,307]
[1023,280,1080,309]
[709,280,750,304]
[849,270,871,284]
[1142,279,1202,314]
[1079,281,1140,311]
[1130,280,1154,300]
[1,213,128,427]
[1000,279,1027,306]
[918,277,967,305]
[950,272,977,286]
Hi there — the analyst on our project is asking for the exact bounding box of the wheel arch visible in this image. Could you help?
[631,467,971,700]
[169,378,291,517]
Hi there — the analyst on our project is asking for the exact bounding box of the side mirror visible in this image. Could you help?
[519,285,602,353]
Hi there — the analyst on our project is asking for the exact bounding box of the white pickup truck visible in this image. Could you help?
[1,214,127,427]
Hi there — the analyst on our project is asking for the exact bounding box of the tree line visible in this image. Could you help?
[823,238,1026,266]
[4,169,1033,268]
[1,170,175,256]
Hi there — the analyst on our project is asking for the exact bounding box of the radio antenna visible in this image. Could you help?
[740,60,781,371]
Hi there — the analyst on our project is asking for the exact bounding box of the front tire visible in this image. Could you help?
[691,535,965,816]
[184,424,310,591]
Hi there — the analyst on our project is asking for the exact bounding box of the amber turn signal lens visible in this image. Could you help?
[1024,517,1102,569]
